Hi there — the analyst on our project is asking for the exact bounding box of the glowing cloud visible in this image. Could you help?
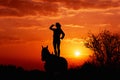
[0,0,120,17]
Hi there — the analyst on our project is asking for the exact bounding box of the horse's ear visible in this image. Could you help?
[46,45,48,48]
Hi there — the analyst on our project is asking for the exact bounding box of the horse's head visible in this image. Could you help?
[41,46,50,61]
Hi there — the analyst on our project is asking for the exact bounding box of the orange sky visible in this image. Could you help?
[0,0,120,71]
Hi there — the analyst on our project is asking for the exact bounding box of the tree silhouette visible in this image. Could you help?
[85,30,120,65]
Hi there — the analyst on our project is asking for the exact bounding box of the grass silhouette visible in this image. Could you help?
[0,62,120,80]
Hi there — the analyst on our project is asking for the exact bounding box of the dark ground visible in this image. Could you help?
[0,63,120,80]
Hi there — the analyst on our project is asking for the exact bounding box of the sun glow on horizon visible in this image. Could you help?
[74,51,81,57]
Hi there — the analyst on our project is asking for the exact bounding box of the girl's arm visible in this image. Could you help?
[49,24,54,30]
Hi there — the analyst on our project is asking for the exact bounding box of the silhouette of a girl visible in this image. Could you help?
[49,22,65,57]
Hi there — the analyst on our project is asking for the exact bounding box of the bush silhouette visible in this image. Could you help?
[85,30,120,65]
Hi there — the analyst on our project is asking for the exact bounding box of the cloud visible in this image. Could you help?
[37,27,47,30]
[0,7,20,16]
[65,24,85,28]
[0,0,119,17]
[0,18,42,28]
[59,7,81,17]
[16,26,47,31]
[16,26,38,30]
[0,0,59,17]
[0,18,49,44]
[64,38,84,45]
[97,23,111,27]
[0,35,25,44]
[43,0,120,9]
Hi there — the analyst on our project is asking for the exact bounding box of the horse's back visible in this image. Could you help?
[58,57,68,70]
[45,55,68,72]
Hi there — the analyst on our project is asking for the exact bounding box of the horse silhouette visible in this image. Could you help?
[41,46,68,73]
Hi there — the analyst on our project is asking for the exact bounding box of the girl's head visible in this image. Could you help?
[56,22,61,28]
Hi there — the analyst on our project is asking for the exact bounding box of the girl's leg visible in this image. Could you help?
[53,41,57,56]
[57,40,60,57]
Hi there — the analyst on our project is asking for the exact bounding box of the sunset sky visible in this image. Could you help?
[0,0,120,71]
